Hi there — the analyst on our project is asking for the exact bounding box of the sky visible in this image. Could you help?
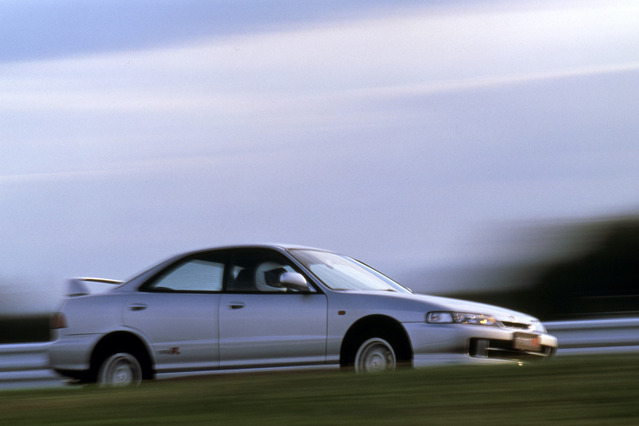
[2,0,639,313]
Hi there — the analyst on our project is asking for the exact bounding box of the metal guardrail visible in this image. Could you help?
[0,342,50,372]
[0,342,64,390]
[545,317,639,355]
[0,318,637,390]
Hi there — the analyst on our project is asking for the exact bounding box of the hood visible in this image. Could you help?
[411,293,539,323]
[339,290,539,324]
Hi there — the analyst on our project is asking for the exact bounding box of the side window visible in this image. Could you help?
[147,259,224,293]
[226,250,303,293]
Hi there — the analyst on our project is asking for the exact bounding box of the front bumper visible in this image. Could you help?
[404,322,558,367]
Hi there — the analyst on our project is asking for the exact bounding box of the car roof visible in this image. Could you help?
[112,243,334,291]
[181,243,330,256]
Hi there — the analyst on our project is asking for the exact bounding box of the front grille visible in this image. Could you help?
[500,321,531,330]
[469,338,554,360]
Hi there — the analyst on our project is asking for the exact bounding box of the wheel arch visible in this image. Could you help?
[90,331,154,381]
[340,315,413,368]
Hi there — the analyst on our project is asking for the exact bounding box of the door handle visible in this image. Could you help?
[129,303,148,311]
[228,302,245,310]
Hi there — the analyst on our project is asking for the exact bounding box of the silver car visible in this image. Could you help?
[49,244,558,386]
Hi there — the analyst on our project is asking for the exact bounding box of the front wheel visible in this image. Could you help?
[354,337,396,373]
[97,352,143,387]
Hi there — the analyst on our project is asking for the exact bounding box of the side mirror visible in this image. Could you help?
[279,272,311,292]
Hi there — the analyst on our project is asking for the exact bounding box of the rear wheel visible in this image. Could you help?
[97,352,143,387]
[354,337,396,373]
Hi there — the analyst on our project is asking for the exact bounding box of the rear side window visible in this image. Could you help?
[146,259,224,293]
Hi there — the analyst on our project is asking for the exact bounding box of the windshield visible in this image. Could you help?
[289,249,410,293]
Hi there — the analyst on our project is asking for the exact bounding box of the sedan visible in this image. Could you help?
[49,244,558,386]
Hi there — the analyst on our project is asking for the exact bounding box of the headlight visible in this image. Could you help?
[531,320,547,333]
[426,311,497,326]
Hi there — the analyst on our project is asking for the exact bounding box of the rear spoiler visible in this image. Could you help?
[68,277,123,297]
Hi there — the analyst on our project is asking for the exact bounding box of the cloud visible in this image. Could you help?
[3,0,638,109]
[2,0,639,307]
[350,62,639,99]
[0,0,424,63]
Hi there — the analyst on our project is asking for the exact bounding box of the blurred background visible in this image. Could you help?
[1,0,638,342]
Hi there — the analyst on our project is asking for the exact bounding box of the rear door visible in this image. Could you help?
[123,254,225,373]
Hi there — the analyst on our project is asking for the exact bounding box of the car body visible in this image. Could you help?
[49,244,558,386]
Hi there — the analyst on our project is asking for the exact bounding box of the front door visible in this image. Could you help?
[218,249,327,368]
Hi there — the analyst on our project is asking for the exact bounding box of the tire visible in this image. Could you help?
[354,337,397,374]
[97,352,143,387]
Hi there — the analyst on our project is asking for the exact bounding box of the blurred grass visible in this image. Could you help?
[0,315,50,343]
[2,355,639,425]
